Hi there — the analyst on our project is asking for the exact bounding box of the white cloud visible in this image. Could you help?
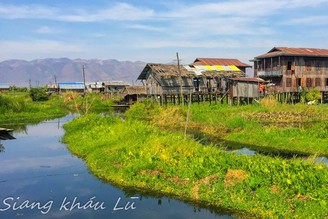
[157,0,328,37]
[0,3,153,22]
[0,4,57,19]
[36,26,63,34]
[133,39,240,49]
[1,0,328,62]
[285,15,328,25]
[0,40,84,60]
[125,24,165,32]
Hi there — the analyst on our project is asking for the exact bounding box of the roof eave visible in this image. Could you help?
[255,54,328,59]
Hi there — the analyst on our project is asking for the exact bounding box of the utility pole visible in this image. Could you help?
[82,65,86,95]
[54,75,58,94]
[176,52,183,104]
[29,72,31,89]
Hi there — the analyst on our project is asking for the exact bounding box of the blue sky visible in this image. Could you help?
[1,0,328,64]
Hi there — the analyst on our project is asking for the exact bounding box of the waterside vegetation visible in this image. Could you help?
[0,90,114,129]
[127,99,328,156]
[62,100,328,218]
[0,91,67,127]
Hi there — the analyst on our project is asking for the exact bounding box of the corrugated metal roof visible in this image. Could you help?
[0,84,10,89]
[137,63,244,81]
[193,58,252,67]
[58,82,84,89]
[103,81,130,86]
[230,77,265,83]
[255,47,328,59]
[192,65,240,72]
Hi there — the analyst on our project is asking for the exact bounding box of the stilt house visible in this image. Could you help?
[137,62,245,96]
[252,47,328,101]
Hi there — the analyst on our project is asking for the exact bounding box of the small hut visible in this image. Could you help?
[103,81,130,96]
[122,86,147,104]
[229,77,266,104]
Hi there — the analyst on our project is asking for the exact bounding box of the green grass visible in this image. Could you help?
[62,113,328,218]
[0,92,68,126]
[0,91,115,128]
[126,101,328,156]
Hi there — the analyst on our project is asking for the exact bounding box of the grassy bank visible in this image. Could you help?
[62,113,328,218]
[0,92,68,127]
[0,91,115,128]
[126,101,328,156]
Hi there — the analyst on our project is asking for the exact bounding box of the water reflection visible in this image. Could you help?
[0,130,15,140]
[315,157,328,166]
[0,143,4,153]
[0,115,234,219]
[234,147,256,156]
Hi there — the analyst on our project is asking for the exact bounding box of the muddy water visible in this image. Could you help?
[0,115,234,219]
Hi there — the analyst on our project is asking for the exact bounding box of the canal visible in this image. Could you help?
[0,115,234,218]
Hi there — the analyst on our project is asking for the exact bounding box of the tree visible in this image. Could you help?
[306,88,321,103]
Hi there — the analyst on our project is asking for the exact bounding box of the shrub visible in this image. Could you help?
[29,87,50,101]
[260,96,278,108]
[0,94,27,113]
[9,86,28,92]
[306,88,321,102]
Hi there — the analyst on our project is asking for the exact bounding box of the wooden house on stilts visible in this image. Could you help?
[252,47,328,103]
[137,59,249,105]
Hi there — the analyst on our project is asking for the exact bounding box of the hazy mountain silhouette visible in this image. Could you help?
[0,58,146,86]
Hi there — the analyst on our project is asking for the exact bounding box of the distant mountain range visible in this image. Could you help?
[0,58,146,87]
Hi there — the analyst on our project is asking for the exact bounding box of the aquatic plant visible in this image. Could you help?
[63,114,328,218]
[127,102,328,156]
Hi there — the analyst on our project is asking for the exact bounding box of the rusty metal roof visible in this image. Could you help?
[193,58,252,67]
[255,47,328,59]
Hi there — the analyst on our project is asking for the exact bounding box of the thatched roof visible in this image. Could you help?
[138,63,244,81]
[138,63,195,80]
[123,86,147,95]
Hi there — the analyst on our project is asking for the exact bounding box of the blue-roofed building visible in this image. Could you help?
[0,84,10,92]
[58,82,85,93]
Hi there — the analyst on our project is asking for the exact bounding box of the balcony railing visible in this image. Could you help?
[257,70,283,77]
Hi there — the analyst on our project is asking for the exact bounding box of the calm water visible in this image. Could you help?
[0,115,234,219]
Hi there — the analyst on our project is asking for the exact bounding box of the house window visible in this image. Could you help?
[316,62,321,73]
[305,61,312,71]
[315,78,321,87]
[286,78,292,87]
[306,78,312,88]
[193,78,200,92]
[287,61,292,70]
[297,78,301,87]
